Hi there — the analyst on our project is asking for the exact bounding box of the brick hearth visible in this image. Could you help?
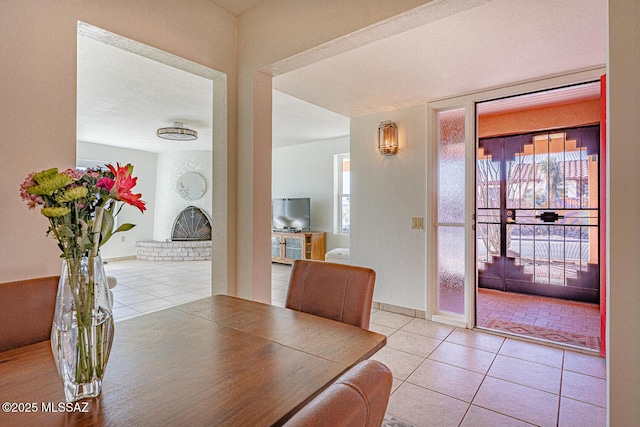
[136,240,212,261]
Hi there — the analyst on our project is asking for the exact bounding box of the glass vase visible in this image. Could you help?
[51,255,114,402]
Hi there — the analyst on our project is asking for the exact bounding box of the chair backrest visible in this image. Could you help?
[0,276,58,352]
[284,359,393,427]
[285,259,376,329]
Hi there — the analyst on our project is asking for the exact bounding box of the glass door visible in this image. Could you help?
[427,73,604,329]
[477,126,600,303]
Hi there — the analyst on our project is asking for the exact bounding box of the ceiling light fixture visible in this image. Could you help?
[156,122,198,141]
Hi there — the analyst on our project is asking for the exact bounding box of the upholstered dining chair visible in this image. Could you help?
[284,359,393,427]
[0,276,58,352]
[285,259,376,329]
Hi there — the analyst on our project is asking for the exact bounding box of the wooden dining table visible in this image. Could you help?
[0,294,386,426]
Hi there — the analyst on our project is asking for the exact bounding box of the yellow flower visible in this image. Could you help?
[41,207,71,217]
[56,186,89,202]
[28,174,74,196]
[31,168,58,184]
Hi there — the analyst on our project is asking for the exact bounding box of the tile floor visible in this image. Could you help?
[105,259,212,321]
[477,288,601,352]
[368,311,606,427]
[106,259,607,427]
[477,289,601,336]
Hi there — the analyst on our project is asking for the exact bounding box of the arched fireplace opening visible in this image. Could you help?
[171,206,212,241]
[136,207,212,261]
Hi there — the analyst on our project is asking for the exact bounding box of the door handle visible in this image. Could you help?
[535,211,564,223]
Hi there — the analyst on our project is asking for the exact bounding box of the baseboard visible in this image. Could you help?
[102,255,137,263]
[373,301,426,319]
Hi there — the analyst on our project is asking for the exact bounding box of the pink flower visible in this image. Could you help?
[19,173,35,199]
[96,177,115,192]
[26,197,43,209]
[19,172,44,209]
[62,168,85,180]
[85,169,103,179]
[99,163,146,212]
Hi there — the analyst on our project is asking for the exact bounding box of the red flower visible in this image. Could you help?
[98,163,146,212]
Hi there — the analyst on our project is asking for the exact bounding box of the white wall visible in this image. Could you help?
[76,142,156,259]
[78,145,214,254]
[351,104,427,310]
[272,137,350,250]
[237,0,436,301]
[154,151,213,241]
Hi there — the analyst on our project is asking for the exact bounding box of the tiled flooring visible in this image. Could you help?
[104,259,212,321]
[477,288,601,352]
[368,310,606,426]
[106,260,607,427]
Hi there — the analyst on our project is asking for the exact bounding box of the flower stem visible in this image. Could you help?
[91,206,104,257]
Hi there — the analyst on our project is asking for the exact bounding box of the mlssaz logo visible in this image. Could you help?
[41,402,90,413]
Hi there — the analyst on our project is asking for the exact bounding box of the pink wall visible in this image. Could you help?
[0,0,237,282]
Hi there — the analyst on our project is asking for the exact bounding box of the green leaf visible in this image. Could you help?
[99,209,115,247]
[114,223,136,233]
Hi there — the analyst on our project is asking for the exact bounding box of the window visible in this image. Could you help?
[436,108,466,315]
[335,153,350,234]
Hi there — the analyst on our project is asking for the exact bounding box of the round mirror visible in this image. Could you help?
[177,172,206,201]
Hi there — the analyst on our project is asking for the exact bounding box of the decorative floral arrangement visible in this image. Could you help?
[20,163,146,259]
[19,163,145,402]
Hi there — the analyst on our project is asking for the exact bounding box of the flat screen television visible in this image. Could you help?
[272,198,310,231]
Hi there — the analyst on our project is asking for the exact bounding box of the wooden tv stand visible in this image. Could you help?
[271,230,326,264]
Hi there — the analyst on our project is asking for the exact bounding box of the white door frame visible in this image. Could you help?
[425,67,606,329]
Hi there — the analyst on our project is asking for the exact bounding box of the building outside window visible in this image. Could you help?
[335,153,350,234]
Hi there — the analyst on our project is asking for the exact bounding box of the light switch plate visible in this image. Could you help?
[411,217,423,229]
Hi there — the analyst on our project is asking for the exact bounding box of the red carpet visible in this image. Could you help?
[484,318,599,351]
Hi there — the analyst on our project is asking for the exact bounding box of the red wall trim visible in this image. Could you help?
[599,74,607,358]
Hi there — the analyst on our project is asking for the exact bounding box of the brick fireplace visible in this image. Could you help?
[136,240,211,261]
[136,207,212,261]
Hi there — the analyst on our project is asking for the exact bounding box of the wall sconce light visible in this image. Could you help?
[378,120,398,155]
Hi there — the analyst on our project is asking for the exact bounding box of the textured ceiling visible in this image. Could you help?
[77,35,214,153]
[273,0,607,118]
[76,0,607,153]
[478,82,601,115]
[272,91,349,147]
